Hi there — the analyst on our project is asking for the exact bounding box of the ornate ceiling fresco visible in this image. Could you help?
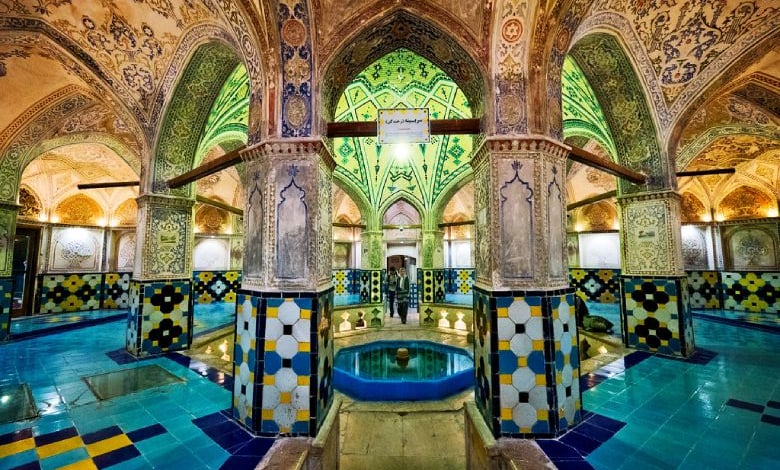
[0,0,777,232]
[332,48,473,218]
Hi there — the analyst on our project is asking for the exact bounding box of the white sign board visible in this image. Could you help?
[378,108,430,144]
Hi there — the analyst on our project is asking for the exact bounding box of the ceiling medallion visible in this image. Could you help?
[282,19,307,47]
[501,18,523,43]
[285,95,309,128]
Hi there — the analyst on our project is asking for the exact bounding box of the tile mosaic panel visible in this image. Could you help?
[419,269,446,303]
[315,289,334,432]
[620,276,694,357]
[334,305,383,332]
[472,287,496,435]
[721,271,779,315]
[0,277,11,341]
[569,268,621,304]
[495,290,581,437]
[419,304,472,332]
[448,268,476,295]
[233,293,259,430]
[259,296,312,435]
[136,279,193,356]
[125,281,140,354]
[102,272,131,309]
[686,270,721,309]
[193,270,242,304]
[38,273,102,313]
[358,270,383,304]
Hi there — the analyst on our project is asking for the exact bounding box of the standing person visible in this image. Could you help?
[386,267,398,318]
[396,267,410,324]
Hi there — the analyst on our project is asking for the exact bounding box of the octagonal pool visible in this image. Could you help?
[333,340,474,401]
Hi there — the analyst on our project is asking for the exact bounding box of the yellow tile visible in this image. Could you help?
[86,434,133,457]
[37,436,84,459]
[300,309,311,319]
[262,409,274,420]
[280,392,292,404]
[267,307,278,318]
[298,376,309,386]
[299,342,310,352]
[517,356,527,367]
[59,459,99,470]
[0,437,35,458]
[535,374,546,386]
[532,340,544,351]
[264,375,275,385]
[531,306,542,317]
[265,340,276,351]
[537,409,548,420]
[498,340,510,350]
[500,408,513,420]
[296,410,309,421]
[499,374,512,385]
[497,307,508,318]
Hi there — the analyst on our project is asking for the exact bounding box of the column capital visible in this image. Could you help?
[241,138,336,171]
[135,193,196,209]
[617,189,681,205]
[472,135,569,168]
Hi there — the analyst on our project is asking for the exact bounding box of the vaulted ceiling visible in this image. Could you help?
[0,0,777,228]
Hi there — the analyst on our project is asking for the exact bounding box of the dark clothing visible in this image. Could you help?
[397,275,410,324]
[386,273,398,317]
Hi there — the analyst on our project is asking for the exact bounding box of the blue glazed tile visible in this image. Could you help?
[536,439,582,460]
[80,425,122,444]
[92,445,141,470]
[33,427,78,446]
[38,447,89,470]
[0,448,38,469]
[726,398,765,413]
[0,427,32,444]
[126,423,166,442]
[560,431,602,457]
[7,459,41,470]
[232,437,276,456]
[554,461,595,470]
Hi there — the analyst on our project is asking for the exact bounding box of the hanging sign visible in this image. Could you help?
[378,108,430,144]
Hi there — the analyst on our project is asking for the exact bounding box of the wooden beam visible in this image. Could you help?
[77,181,139,190]
[676,168,735,177]
[567,190,617,211]
[568,146,646,185]
[195,195,243,216]
[326,118,482,138]
[167,145,247,189]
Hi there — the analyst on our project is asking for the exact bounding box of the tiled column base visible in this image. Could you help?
[232,288,334,437]
[125,279,193,357]
[0,277,12,341]
[620,276,695,357]
[473,286,581,438]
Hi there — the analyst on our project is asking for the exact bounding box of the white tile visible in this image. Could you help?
[276,335,299,359]
[278,300,301,325]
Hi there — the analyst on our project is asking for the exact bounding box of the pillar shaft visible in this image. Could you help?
[0,201,17,341]
[232,140,335,436]
[471,137,581,438]
[360,230,384,270]
[618,190,695,357]
[126,194,195,356]
[421,229,444,268]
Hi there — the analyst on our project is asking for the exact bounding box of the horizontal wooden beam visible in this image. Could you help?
[195,195,243,216]
[326,118,482,138]
[676,168,735,177]
[568,146,646,185]
[567,190,617,211]
[167,145,247,189]
[77,181,139,190]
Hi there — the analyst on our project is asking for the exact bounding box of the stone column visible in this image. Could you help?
[0,201,19,341]
[232,139,335,437]
[421,228,445,268]
[419,228,446,322]
[618,190,695,357]
[471,137,581,438]
[126,194,195,356]
[358,229,383,304]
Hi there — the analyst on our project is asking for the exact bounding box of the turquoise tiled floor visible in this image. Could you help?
[2,302,779,468]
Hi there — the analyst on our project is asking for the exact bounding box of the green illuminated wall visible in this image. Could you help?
[562,56,617,160]
[196,63,250,163]
[333,49,473,221]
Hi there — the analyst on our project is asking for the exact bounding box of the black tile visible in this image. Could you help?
[0,428,32,445]
[536,439,582,460]
[93,445,141,469]
[760,414,780,426]
[766,400,780,409]
[726,398,765,413]
[34,427,78,446]
[126,423,166,442]
[81,425,122,444]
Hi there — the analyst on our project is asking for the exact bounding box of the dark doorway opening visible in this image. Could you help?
[12,226,40,317]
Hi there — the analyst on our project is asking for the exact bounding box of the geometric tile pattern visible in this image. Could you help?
[331,269,358,295]
[472,287,495,435]
[102,272,131,309]
[0,423,168,469]
[494,290,581,437]
[448,268,475,295]
[232,289,333,437]
[126,279,192,357]
[686,270,721,309]
[358,269,383,304]
[721,271,779,315]
[569,268,621,304]
[38,273,102,313]
[193,270,241,304]
[418,269,445,303]
[620,276,695,357]
[0,277,11,341]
